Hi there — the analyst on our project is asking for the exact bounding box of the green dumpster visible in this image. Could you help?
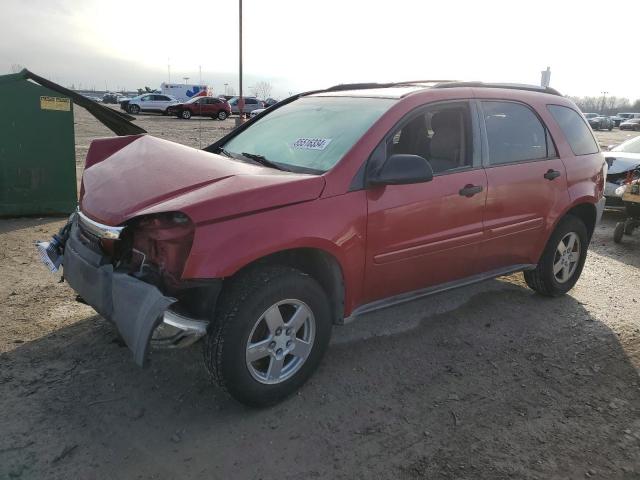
[0,71,77,216]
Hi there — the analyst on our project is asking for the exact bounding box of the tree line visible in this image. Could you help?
[568,95,640,115]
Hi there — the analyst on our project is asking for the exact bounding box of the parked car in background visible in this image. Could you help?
[103,92,120,104]
[228,96,264,116]
[617,113,640,123]
[168,96,231,120]
[249,108,266,118]
[38,81,606,407]
[604,136,640,206]
[583,113,613,131]
[120,94,179,115]
[264,98,279,107]
[620,118,640,131]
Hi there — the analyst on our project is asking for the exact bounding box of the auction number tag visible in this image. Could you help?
[291,138,332,150]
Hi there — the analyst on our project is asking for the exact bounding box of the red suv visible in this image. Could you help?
[168,96,230,120]
[38,81,606,406]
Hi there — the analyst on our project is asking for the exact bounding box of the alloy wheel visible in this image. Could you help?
[553,232,581,283]
[245,299,315,385]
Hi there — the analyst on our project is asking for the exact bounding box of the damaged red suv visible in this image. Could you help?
[38,81,606,406]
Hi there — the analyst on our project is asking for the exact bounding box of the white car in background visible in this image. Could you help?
[120,94,179,115]
[249,108,266,118]
[604,135,640,206]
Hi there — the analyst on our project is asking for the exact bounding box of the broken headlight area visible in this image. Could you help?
[117,212,195,292]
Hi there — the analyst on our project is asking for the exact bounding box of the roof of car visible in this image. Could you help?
[308,80,563,99]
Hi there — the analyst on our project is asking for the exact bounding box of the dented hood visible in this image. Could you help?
[80,135,325,225]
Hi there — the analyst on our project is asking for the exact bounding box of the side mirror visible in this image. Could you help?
[368,154,434,186]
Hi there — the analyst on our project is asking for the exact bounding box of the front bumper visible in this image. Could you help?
[62,219,207,366]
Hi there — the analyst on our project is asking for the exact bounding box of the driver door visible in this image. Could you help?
[363,101,487,304]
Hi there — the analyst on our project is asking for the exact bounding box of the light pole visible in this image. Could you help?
[236,0,244,127]
[224,83,228,95]
[600,91,608,113]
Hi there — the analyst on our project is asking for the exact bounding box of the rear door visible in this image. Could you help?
[363,100,487,304]
[153,95,172,112]
[477,100,570,271]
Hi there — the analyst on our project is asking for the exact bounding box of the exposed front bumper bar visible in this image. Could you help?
[151,310,209,349]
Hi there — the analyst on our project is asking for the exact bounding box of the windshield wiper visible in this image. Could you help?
[241,152,289,171]
[217,147,234,158]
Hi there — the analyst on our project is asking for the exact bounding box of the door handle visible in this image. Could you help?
[544,169,561,180]
[459,184,483,197]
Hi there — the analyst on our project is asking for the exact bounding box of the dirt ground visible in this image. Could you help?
[1,110,640,479]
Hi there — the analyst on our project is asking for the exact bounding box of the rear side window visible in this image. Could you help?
[547,105,599,156]
[482,101,549,165]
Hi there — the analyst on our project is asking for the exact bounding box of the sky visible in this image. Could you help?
[2,0,639,101]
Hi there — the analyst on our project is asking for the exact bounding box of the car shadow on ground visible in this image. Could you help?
[1,279,639,479]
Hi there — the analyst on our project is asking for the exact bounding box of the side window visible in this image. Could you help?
[547,105,599,156]
[482,101,548,165]
[388,103,473,174]
[141,95,151,101]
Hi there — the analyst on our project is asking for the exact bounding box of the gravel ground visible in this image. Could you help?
[1,109,639,479]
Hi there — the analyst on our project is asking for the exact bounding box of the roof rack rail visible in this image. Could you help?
[432,81,562,96]
[325,80,459,92]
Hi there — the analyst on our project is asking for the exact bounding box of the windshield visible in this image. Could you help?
[185,96,203,104]
[613,136,640,153]
[584,113,597,118]
[222,96,394,173]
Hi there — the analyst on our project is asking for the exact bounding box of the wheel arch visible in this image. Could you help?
[224,247,346,325]
[563,201,597,241]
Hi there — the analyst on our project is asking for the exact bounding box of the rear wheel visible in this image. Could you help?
[524,215,588,296]
[203,266,332,407]
[128,104,140,114]
[181,109,192,119]
[217,110,228,120]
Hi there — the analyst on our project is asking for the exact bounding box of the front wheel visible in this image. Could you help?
[128,104,140,114]
[524,215,588,296]
[203,266,332,407]
[181,109,192,119]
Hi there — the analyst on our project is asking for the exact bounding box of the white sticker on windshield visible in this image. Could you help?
[291,138,332,150]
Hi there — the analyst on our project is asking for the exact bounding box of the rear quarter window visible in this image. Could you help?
[547,105,599,156]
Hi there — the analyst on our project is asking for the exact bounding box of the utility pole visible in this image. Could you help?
[224,83,228,95]
[236,0,244,127]
[168,58,171,83]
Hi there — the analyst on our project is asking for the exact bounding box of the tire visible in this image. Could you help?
[608,125,613,131]
[217,110,228,120]
[524,214,588,297]
[128,104,140,114]
[614,222,625,243]
[203,265,332,407]
[181,109,192,119]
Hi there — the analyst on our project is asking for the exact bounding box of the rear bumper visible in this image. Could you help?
[63,221,208,366]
